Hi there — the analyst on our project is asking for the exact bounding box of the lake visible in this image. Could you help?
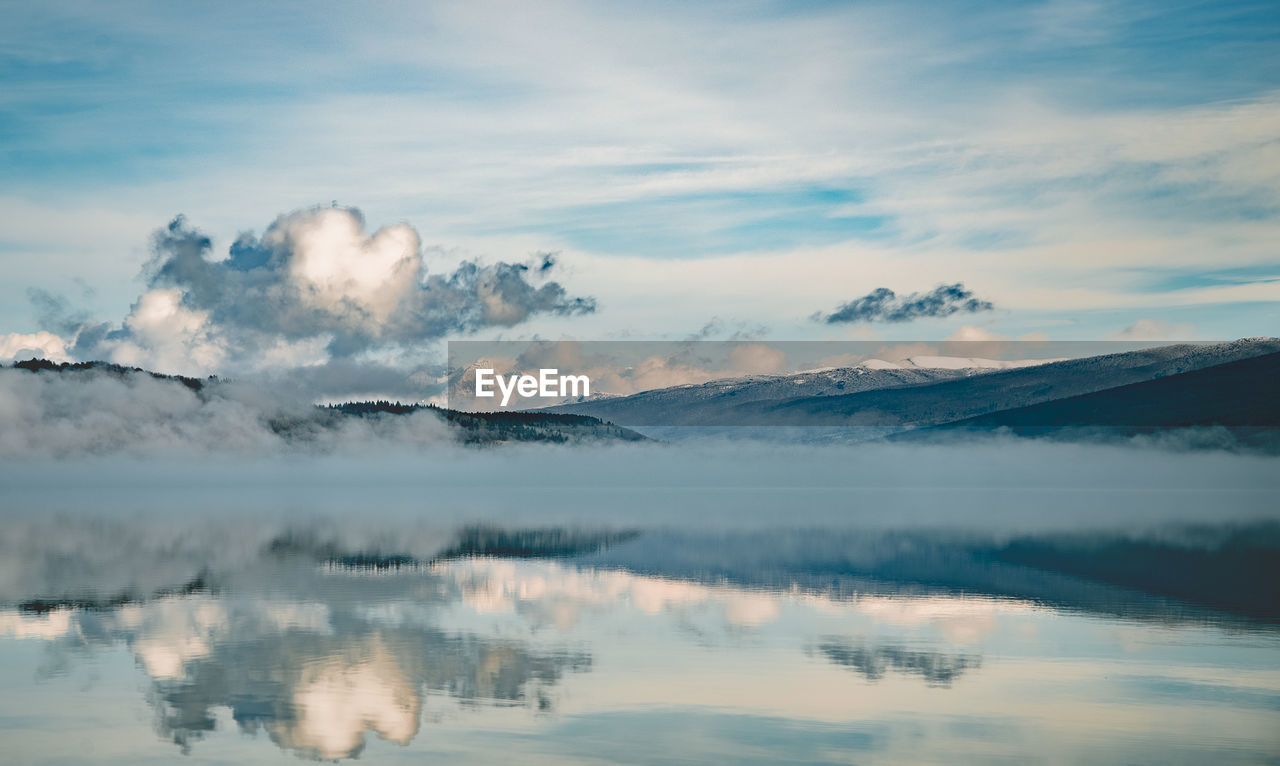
[1,440,1277,764]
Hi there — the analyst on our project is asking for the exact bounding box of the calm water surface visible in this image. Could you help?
[1,444,1277,764]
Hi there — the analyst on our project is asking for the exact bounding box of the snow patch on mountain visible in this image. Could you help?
[868,356,1066,370]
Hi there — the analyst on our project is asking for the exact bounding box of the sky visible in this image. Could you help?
[1,0,1278,389]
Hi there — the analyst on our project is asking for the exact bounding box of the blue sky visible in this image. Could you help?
[1,0,1278,374]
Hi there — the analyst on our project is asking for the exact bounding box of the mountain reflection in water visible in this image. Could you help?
[0,520,1277,764]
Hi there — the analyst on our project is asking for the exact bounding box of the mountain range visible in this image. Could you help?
[540,338,1280,442]
[9,338,1277,450]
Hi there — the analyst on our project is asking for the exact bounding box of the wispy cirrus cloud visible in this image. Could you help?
[1,0,1278,348]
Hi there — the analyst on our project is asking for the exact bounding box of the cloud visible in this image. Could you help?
[156,207,593,355]
[816,283,994,324]
[3,2,1280,347]
[727,343,786,375]
[945,325,1005,342]
[27,288,91,337]
[265,358,444,403]
[0,331,71,363]
[1110,319,1197,341]
[686,317,771,341]
[109,287,229,373]
[41,206,596,377]
[0,365,453,458]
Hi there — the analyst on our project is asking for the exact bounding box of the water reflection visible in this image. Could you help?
[0,522,1278,763]
[4,574,592,759]
[148,620,588,759]
[811,640,980,686]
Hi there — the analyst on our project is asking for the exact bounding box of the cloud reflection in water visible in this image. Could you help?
[0,517,1277,763]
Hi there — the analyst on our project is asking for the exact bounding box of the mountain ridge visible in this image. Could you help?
[901,350,1280,437]
[542,339,1280,429]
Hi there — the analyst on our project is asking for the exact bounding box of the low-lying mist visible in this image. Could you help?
[2,435,1277,603]
[3,360,1278,620]
[0,365,452,458]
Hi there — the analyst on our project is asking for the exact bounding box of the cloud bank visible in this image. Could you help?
[816,283,994,324]
[0,364,452,458]
[10,206,595,378]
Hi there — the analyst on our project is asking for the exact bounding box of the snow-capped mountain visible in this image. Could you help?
[541,339,1280,429]
[537,361,995,425]
[861,356,1064,370]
